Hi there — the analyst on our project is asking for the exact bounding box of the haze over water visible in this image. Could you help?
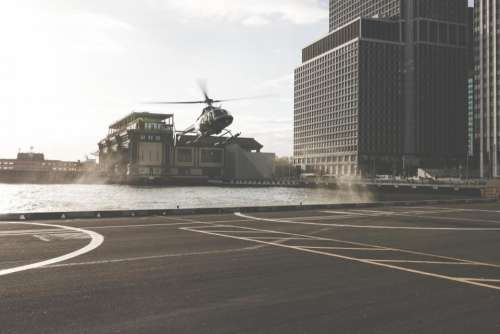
[0,184,375,213]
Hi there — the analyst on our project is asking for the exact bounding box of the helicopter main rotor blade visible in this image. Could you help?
[211,94,276,103]
[143,101,207,105]
[197,79,211,102]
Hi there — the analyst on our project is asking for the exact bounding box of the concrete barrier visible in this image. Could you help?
[0,198,496,222]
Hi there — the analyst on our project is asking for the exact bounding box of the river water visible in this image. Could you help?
[0,184,377,213]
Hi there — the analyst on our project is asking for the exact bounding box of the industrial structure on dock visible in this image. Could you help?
[98,112,275,184]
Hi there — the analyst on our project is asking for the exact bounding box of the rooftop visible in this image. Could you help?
[109,112,174,130]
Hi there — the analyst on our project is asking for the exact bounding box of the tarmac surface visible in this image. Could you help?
[1,202,500,333]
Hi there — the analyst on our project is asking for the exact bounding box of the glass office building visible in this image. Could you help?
[294,0,469,176]
[475,0,500,177]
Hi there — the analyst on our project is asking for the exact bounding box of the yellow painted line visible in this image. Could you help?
[184,225,500,292]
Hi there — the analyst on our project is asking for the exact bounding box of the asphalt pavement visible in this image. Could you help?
[1,202,500,333]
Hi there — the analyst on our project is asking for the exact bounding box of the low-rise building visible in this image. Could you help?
[98,112,275,184]
[0,152,82,183]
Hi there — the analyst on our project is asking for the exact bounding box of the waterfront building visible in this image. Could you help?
[0,152,83,183]
[98,112,275,184]
[294,0,469,177]
[475,0,499,177]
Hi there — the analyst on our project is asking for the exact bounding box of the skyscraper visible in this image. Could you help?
[294,0,469,177]
[475,0,499,177]
[329,0,401,32]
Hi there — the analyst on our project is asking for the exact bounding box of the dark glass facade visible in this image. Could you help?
[329,0,401,32]
[474,0,500,177]
[295,0,469,176]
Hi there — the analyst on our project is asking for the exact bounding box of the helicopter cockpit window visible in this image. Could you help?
[214,109,225,117]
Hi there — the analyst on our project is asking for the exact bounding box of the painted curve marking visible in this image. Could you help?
[0,222,104,277]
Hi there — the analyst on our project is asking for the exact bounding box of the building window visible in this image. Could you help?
[177,149,193,163]
[201,149,223,163]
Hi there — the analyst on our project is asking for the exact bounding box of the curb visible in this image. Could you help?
[0,198,496,222]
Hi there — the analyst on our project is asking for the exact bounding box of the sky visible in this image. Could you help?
[0,0,330,160]
[0,0,473,161]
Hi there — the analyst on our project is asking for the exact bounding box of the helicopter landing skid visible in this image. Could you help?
[214,132,241,147]
[184,135,203,145]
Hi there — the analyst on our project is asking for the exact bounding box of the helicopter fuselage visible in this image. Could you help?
[195,106,234,136]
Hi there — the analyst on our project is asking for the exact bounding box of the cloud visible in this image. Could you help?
[242,16,270,26]
[257,74,294,90]
[153,0,328,25]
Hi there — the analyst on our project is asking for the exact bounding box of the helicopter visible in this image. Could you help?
[144,82,266,145]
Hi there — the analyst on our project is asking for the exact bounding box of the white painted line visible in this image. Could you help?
[32,232,90,242]
[404,209,463,215]
[234,212,500,232]
[250,237,313,241]
[376,207,500,225]
[349,209,396,215]
[232,214,500,268]
[364,260,479,265]
[88,221,210,230]
[0,222,209,233]
[285,211,458,222]
[163,217,251,224]
[350,209,462,216]
[410,206,500,214]
[0,228,62,236]
[391,213,500,225]
[273,238,298,244]
[0,222,104,277]
[287,215,361,221]
[303,247,392,251]
[203,230,288,234]
[184,225,500,292]
[33,235,51,242]
[462,278,500,283]
[323,210,377,216]
[47,244,264,268]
